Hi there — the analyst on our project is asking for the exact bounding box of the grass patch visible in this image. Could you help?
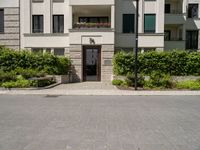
[176,80,200,90]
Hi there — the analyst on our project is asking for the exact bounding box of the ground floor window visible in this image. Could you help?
[54,48,65,56]
[186,30,198,50]
[32,48,44,53]
[31,48,65,55]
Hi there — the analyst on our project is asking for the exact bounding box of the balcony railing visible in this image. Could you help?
[165,9,183,14]
[73,22,111,29]
[165,37,183,41]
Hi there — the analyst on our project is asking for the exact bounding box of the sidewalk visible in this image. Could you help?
[1,82,200,96]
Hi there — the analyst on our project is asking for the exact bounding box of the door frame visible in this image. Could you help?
[82,45,101,82]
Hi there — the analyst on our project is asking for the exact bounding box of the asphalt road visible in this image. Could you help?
[0,95,200,150]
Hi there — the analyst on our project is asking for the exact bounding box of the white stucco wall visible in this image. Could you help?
[0,0,19,7]
[20,0,115,49]
[115,0,165,49]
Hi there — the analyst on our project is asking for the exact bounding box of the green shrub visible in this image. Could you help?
[125,73,145,87]
[0,48,71,75]
[113,51,200,76]
[144,71,173,89]
[0,70,17,82]
[15,68,46,79]
[112,79,124,86]
[1,75,54,88]
[2,78,30,88]
[30,79,55,87]
[176,80,200,90]
[113,51,134,75]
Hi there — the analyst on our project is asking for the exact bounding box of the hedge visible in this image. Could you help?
[113,51,200,76]
[0,47,71,75]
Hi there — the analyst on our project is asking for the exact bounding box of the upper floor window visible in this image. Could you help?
[53,15,64,33]
[0,9,4,33]
[165,4,171,14]
[123,14,135,33]
[32,15,43,33]
[188,4,199,18]
[144,14,156,33]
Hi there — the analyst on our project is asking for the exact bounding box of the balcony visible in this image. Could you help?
[164,24,185,50]
[69,0,114,6]
[165,0,185,24]
[70,5,114,29]
[69,5,114,45]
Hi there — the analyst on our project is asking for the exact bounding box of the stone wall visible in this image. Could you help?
[69,44,82,82]
[101,44,114,82]
[69,44,114,83]
[0,8,20,50]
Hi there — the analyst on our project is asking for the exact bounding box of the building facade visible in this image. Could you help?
[0,0,20,49]
[0,0,200,82]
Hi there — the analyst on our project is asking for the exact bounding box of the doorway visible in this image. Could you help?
[83,46,101,81]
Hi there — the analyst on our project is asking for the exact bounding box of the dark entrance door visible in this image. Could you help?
[83,46,101,81]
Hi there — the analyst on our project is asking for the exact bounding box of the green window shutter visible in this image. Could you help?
[123,14,135,33]
[144,14,156,33]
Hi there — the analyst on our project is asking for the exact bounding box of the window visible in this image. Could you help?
[53,15,64,33]
[188,4,199,18]
[32,0,44,2]
[165,4,171,14]
[54,48,65,56]
[0,9,4,33]
[32,48,43,53]
[46,48,51,53]
[186,30,198,50]
[32,15,43,33]
[123,14,135,33]
[164,30,171,41]
[144,14,156,33]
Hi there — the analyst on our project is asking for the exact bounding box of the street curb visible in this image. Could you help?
[1,89,200,96]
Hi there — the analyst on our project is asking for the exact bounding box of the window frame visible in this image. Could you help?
[0,9,4,33]
[122,14,135,34]
[144,14,156,33]
[32,15,44,33]
[165,4,171,14]
[53,15,64,33]
[188,4,199,18]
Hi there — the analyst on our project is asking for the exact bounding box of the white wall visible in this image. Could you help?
[20,0,70,48]
[0,0,19,7]
[20,0,115,49]
[115,0,165,49]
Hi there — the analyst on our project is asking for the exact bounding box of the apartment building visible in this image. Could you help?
[0,0,20,49]
[165,0,200,50]
[0,0,200,82]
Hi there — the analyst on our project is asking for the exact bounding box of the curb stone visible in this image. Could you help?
[1,89,200,96]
